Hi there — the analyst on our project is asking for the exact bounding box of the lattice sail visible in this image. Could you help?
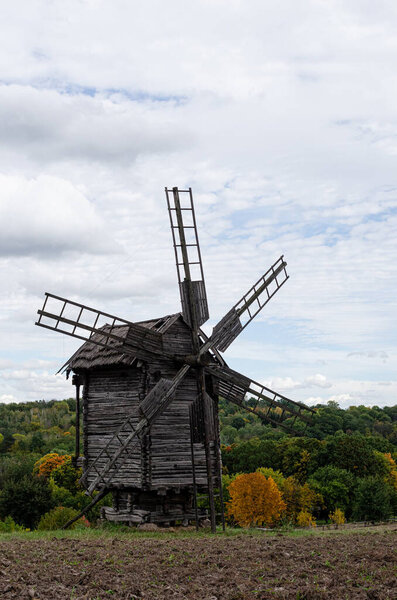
[36,293,165,361]
[206,365,315,433]
[166,187,209,329]
[208,256,288,353]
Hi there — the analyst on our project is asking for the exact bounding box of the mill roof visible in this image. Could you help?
[63,313,181,372]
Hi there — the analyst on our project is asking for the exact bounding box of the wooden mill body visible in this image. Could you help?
[67,313,220,525]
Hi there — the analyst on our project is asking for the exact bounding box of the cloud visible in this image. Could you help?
[0,174,116,257]
[347,351,389,362]
[328,393,354,405]
[0,84,188,165]
[0,394,18,404]
[0,369,72,402]
[264,374,332,392]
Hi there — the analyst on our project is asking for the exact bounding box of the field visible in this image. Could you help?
[0,525,396,599]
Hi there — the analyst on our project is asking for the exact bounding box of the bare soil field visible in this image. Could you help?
[0,526,396,600]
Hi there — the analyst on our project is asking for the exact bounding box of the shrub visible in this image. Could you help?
[0,475,54,529]
[37,506,90,531]
[0,516,29,532]
[296,510,316,528]
[47,480,111,524]
[329,508,346,527]
[227,472,286,527]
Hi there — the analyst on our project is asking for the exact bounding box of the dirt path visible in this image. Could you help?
[0,528,396,599]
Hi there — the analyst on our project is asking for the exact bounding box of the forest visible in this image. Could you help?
[0,397,396,531]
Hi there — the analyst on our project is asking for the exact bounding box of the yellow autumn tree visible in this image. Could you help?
[227,472,286,527]
[329,508,346,527]
[280,476,322,523]
[384,453,397,490]
[297,510,316,528]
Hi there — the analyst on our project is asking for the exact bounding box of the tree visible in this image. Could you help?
[231,416,246,430]
[30,431,45,452]
[0,476,54,529]
[278,437,323,481]
[51,456,81,494]
[321,434,388,477]
[33,453,70,479]
[329,508,346,527]
[280,476,322,523]
[308,465,355,516]
[221,425,239,445]
[10,433,29,453]
[296,510,316,528]
[256,467,285,488]
[221,438,279,474]
[226,472,286,527]
[308,403,344,438]
[352,476,392,522]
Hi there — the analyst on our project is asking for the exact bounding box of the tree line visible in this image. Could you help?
[0,397,396,530]
[220,398,397,525]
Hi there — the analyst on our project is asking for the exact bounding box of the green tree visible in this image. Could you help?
[352,476,392,522]
[221,425,239,445]
[0,476,54,529]
[278,437,323,481]
[309,466,355,516]
[222,438,279,474]
[50,456,81,494]
[30,431,45,452]
[231,416,246,430]
[319,434,388,477]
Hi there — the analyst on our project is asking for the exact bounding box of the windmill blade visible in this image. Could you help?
[204,256,288,354]
[206,364,315,434]
[82,364,190,495]
[36,292,166,362]
[166,187,209,330]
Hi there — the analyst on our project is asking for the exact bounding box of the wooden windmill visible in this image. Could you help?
[35,187,314,531]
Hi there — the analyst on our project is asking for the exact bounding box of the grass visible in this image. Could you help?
[0,521,395,542]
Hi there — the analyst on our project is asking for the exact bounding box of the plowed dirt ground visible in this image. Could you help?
[0,526,396,599]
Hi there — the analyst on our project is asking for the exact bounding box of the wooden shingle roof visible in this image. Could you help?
[64,313,181,371]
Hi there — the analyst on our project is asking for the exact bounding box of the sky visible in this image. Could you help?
[0,0,396,408]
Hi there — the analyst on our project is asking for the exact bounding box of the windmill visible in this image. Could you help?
[35,187,314,531]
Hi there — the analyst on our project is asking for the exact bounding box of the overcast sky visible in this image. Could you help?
[0,0,396,408]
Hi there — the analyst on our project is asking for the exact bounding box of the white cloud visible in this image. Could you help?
[347,351,389,362]
[0,394,18,404]
[0,84,188,165]
[263,374,332,392]
[0,173,116,256]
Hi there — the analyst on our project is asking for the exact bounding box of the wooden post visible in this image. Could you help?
[189,405,199,531]
[213,397,225,531]
[201,372,216,533]
[72,373,82,464]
